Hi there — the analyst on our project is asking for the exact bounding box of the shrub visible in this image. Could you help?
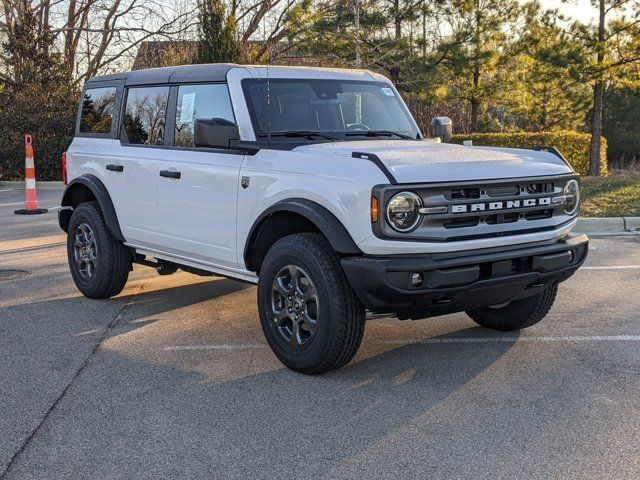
[0,7,76,182]
[450,131,607,176]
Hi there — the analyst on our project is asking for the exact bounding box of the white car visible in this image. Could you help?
[59,64,588,373]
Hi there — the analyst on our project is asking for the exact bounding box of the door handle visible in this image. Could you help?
[106,164,123,172]
[159,170,181,179]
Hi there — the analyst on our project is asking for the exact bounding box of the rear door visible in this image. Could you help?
[112,85,171,247]
[154,83,244,269]
[73,81,127,219]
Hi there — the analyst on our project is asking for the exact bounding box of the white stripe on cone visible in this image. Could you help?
[25,178,36,189]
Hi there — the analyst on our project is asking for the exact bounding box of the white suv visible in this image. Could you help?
[60,64,588,373]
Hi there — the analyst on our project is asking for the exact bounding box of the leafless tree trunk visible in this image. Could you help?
[588,0,606,176]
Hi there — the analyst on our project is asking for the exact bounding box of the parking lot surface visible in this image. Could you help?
[1,186,639,479]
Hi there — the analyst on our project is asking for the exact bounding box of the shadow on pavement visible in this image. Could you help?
[3,324,519,479]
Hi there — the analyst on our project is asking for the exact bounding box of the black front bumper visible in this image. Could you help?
[340,233,588,320]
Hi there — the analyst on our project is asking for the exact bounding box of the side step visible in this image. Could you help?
[133,254,217,277]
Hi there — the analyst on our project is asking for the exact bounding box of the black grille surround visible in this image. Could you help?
[372,174,579,242]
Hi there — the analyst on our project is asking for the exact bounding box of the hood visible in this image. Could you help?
[292,139,572,183]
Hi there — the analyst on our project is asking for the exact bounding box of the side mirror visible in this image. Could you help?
[428,117,452,143]
[194,118,240,149]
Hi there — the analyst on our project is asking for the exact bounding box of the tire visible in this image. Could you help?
[257,233,365,374]
[67,201,131,299]
[466,283,558,331]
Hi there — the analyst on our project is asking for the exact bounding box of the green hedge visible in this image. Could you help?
[451,131,607,176]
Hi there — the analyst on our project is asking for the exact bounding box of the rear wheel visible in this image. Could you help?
[257,233,365,374]
[67,201,131,299]
[466,283,558,331]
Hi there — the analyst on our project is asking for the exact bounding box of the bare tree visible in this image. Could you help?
[0,0,197,83]
[228,0,309,60]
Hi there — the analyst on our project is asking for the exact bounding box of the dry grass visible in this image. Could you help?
[580,171,640,217]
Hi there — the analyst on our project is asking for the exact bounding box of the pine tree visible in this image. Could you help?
[0,5,76,180]
[197,0,243,64]
[572,0,640,175]
[508,5,591,131]
[438,0,520,132]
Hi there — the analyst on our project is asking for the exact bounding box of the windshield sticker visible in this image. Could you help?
[381,87,395,96]
[179,93,196,125]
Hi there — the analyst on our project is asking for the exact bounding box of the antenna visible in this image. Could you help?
[267,61,271,146]
[263,16,272,146]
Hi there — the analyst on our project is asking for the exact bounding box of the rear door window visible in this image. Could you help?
[174,84,235,147]
[79,87,117,134]
[123,86,170,145]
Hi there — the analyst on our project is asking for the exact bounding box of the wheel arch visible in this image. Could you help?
[244,198,361,273]
[59,175,124,241]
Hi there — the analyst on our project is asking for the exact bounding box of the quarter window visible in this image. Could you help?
[79,87,117,134]
[123,86,169,145]
[175,84,235,147]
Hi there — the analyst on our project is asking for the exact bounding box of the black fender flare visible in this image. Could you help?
[244,198,361,269]
[59,174,125,241]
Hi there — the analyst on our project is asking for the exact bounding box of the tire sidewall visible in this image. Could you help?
[258,239,342,371]
[67,204,111,294]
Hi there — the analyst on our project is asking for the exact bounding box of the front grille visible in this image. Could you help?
[374,174,577,242]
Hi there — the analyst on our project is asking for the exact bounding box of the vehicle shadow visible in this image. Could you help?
[5,322,522,479]
[0,276,251,338]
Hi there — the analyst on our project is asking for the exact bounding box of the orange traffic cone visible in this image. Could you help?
[15,135,48,215]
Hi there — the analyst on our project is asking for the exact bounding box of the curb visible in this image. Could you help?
[0,181,65,190]
[575,217,640,236]
[624,217,640,232]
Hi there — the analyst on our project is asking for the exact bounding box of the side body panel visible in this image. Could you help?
[155,148,244,268]
[66,140,159,247]
[106,144,159,246]
[236,148,394,268]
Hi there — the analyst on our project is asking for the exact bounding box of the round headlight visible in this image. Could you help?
[386,191,422,232]
[563,179,580,215]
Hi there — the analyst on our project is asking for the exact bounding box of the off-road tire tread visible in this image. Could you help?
[466,283,558,331]
[259,233,365,374]
[67,201,130,299]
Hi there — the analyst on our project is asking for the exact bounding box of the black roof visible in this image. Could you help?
[86,64,239,86]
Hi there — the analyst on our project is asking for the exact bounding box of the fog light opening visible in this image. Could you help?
[411,272,424,287]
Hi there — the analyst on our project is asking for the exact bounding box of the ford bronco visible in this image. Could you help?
[59,64,588,374]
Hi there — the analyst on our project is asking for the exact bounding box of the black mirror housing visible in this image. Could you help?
[428,117,453,142]
[194,118,240,149]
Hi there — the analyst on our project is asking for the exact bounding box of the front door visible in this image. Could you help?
[154,83,243,269]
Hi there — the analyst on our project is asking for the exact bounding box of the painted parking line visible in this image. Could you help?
[0,242,66,256]
[581,265,640,270]
[379,335,640,345]
[165,344,267,351]
[164,335,640,352]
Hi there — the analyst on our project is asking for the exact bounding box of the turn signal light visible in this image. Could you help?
[371,196,379,223]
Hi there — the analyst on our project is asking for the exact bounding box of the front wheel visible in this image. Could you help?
[257,233,365,374]
[466,283,558,331]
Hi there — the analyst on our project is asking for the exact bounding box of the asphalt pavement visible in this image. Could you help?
[1,186,639,479]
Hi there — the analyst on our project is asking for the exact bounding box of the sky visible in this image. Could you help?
[541,0,599,23]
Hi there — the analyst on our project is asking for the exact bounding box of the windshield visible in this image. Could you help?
[242,79,419,141]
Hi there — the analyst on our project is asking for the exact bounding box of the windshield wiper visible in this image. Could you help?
[345,130,413,139]
[258,131,337,141]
